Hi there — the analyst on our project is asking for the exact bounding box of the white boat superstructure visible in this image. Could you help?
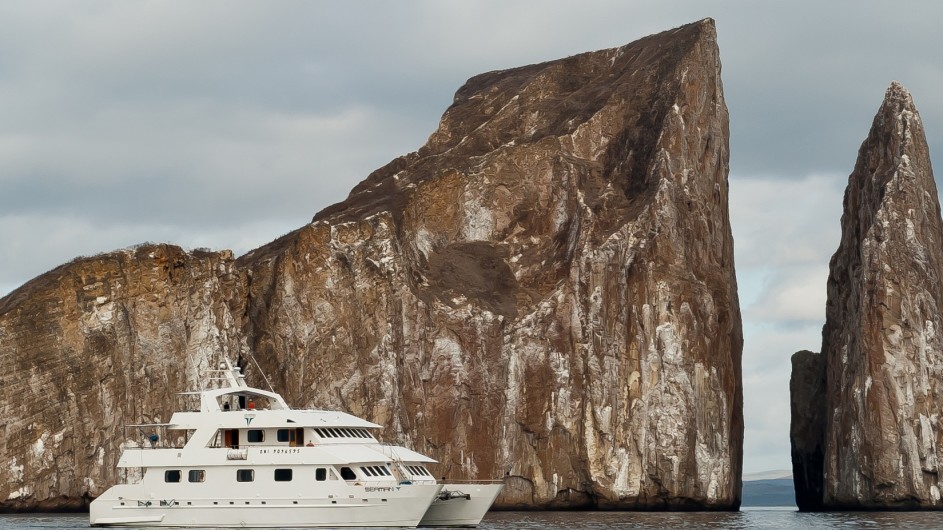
[89,359,501,527]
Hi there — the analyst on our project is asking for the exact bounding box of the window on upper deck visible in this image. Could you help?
[164,470,181,483]
[277,429,291,443]
[188,470,205,483]
[316,468,327,481]
[247,430,264,443]
[236,469,254,482]
[339,467,357,480]
[274,468,293,482]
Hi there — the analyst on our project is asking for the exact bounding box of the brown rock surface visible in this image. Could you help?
[790,350,825,511]
[0,245,244,510]
[0,19,742,510]
[791,82,943,509]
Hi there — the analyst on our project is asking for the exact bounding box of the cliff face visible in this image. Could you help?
[791,82,943,509]
[241,18,742,509]
[0,245,245,510]
[0,19,742,510]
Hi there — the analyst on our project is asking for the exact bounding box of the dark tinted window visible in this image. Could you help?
[247,430,264,443]
[164,470,181,483]
[236,469,254,482]
[188,470,205,483]
[316,468,327,481]
[340,467,357,480]
[274,468,292,482]
[277,429,290,442]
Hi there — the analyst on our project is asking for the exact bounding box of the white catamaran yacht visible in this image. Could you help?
[89,359,503,527]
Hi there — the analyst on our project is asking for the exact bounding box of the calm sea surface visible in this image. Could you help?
[6,508,943,529]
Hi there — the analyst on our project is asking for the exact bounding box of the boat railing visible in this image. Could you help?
[226,448,249,460]
[122,423,188,450]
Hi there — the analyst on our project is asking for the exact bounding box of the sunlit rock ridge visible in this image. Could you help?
[791,82,943,510]
[0,19,743,510]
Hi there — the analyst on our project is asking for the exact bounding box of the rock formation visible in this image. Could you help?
[0,19,742,510]
[790,349,825,511]
[791,82,943,509]
[0,245,244,510]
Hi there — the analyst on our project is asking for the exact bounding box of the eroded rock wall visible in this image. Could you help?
[0,245,245,510]
[242,18,742,509]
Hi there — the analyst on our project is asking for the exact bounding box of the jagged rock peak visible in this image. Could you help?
[791,82,943,510]
[314,18,721,226]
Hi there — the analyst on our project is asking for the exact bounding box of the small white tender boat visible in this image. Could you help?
[89,358,502,527]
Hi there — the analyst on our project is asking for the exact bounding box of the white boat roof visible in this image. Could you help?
[167,409,381,429]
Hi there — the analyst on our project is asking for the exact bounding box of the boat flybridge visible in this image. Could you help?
[89,358,503,527]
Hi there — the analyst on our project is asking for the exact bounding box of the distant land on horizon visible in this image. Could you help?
[742,470,795,507]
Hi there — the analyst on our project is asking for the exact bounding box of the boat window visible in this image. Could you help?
[339,467,357,480]
[329,428,341,437]
[277,429,291,443]
[418,466,431,476]
[316,468,327,481]
[236,469,255,482]
[342,428,353,437]
[188,470,205,483]
[164,470,181,483]
[247,430,264,443]
[274,469,293,482]
[379,466,391,476]
[360,466,372,477]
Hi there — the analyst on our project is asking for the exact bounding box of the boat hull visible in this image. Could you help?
[419,483,504,527]
[90,483,443,527]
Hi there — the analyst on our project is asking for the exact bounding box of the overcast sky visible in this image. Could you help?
[2,1,942,475]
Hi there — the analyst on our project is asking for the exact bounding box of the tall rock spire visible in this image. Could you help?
[792,82,943,509]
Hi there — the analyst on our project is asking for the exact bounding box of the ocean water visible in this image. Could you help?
[5,508,943,529]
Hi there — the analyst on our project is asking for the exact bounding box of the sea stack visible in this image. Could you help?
[241,18,743,509]
[0,19,742,510]
[791,82,943,509]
